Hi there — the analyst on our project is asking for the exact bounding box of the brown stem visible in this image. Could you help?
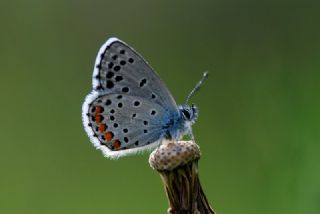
[149,141,216,214]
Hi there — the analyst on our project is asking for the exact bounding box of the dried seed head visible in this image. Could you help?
[149,140,201,171]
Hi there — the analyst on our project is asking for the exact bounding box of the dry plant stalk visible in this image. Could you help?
[149,140,215,214]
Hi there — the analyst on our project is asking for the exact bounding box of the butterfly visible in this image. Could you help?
[82,37,208,159]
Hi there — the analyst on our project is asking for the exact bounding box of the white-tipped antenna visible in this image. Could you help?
[185,71,209,104]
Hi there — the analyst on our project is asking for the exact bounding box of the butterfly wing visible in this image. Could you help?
[84,93,173,158]
[92,37,178,112]
[82,38,179,158]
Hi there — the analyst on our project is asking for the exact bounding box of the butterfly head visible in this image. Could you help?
[179,104,198,124]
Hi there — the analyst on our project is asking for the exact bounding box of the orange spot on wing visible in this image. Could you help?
[95,115,102,124]
[99,124,107,132]
[112,140,121,150]
[95,106,103,113]
[104,131,114,141]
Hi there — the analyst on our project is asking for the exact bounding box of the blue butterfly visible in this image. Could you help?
[82,38,208,158]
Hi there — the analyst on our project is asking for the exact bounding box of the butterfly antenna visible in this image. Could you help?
[185,71,209,104]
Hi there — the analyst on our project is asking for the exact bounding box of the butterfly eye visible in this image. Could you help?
[182,109,191,120]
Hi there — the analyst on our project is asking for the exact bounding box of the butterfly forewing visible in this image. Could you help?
[93,39,178,113]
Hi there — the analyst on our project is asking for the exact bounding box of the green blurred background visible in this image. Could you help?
[1,0,320,213]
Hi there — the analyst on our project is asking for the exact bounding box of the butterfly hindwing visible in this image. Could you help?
[85,93,170,158]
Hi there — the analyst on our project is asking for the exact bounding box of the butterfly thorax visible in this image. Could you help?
[163,105,198,140]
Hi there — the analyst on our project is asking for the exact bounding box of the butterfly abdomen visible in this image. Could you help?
[160,112,191,141]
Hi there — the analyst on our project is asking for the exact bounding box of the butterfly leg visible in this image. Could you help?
[155,137,167,152]
[188,127,196,143]
[189,133,195,143]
